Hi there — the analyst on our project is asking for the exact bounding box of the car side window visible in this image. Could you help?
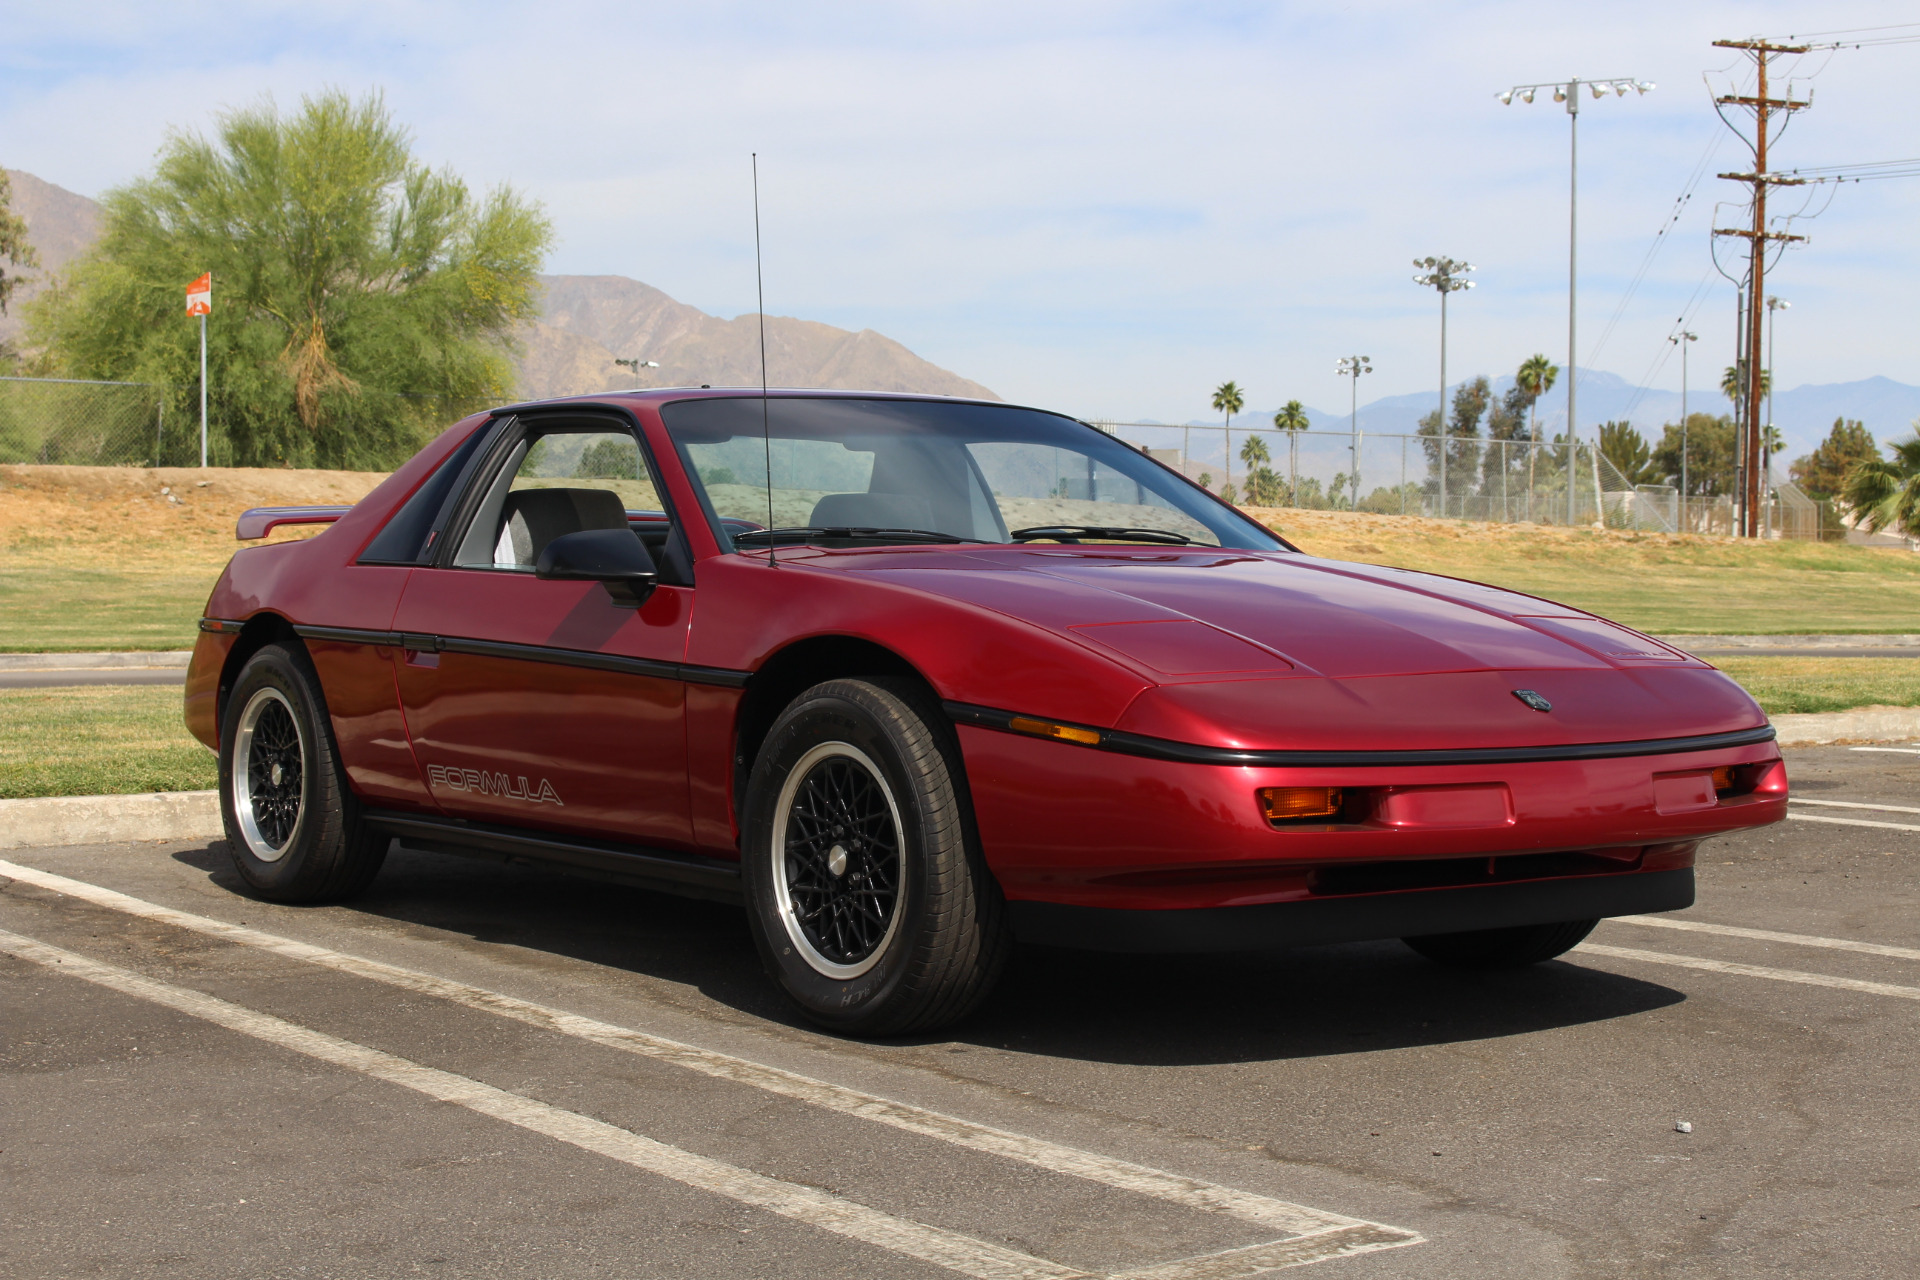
[451,426,667,570]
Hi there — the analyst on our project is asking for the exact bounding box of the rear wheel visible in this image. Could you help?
[218,643,387,902]
[1402,919,1598,969]
[742,678,1008,1035]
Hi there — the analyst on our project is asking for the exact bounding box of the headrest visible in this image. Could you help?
[500,487,629,564]
[808,492,934,531]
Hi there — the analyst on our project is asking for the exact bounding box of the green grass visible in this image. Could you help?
[0,685,216,798]
[0,561,217,652]
[1272,516,1920,635]
[1713,656,1920,716]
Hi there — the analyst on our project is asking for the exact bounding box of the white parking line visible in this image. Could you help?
[0,927,1088,1280]
[1608,915,1920,963]
[1849,747,1920,755]
[1789,798,1920,815]
[1575,942,1920,1002]
[1786,813,1920,833]
[0,858,1421,1271]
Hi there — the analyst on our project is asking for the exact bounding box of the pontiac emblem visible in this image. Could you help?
[1512,689,1553,713]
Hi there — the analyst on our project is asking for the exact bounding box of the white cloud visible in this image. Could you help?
[3,0,1916,426]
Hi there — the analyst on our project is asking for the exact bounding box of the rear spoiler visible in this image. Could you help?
[236,506,352,540]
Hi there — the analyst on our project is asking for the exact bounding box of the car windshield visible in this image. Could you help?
[659,396,1285,551]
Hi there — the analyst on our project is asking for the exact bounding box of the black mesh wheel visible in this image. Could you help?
[772,741,905,978]
[218,642,387,903]
[742,678,1009,1036]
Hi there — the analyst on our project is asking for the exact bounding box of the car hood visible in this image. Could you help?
[827,546,1764,749]
[845,547,1693,680]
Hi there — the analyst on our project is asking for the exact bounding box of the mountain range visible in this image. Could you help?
[0,170,997,402]
[6,167,1916,462]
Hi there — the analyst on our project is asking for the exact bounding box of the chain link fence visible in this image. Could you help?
[0,377,499,468]
[1091,421,1840,540]
[0,377,168,466]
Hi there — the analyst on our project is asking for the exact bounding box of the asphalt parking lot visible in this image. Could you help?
[3,745,1915,1279]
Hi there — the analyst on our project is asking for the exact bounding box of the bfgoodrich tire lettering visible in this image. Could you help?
[218,642,387,902]
[742,678,1009,1035]
[1401,918,1599,969]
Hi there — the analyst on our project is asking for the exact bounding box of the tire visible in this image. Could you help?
[1402,918,1599,969]
[218,642,387,903]
[741,678,1009,1036]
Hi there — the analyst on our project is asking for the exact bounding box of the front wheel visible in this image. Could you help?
[741,678,1009,1036]
[218,642,387,903]
[1402,919,1598,969]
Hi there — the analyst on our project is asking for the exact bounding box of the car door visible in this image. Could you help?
[391,413,695,849]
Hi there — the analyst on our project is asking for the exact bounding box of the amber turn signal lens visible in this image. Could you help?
[1710,766,1736,794]
[1008,716,1102,746]
[1259,786,1344,821]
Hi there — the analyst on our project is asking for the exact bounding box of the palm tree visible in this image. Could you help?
[1517,354,1558,517]
[1238,430,1270,471]
[1842,428,1920,541]
[1273,399,1309,502]
[1721,361,1772,407]
[1212,381,1245,490]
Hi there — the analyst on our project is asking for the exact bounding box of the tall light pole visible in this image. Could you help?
[1765,296,1788,537]
[1500,76,1654,524]
[1336,355,1372,510]
[1412,257,1474,516]
[1669,328,1697,529]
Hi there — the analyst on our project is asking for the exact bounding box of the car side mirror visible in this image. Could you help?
[536,529,658,607]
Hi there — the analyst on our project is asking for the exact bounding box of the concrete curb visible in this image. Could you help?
[0,791,220,849]
[1658,634,1920,651]
[1771,706,1920,748]
[0,651,194,671]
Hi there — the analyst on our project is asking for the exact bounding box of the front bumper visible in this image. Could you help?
[957,723,1785,911]
[1009,867,1692,953]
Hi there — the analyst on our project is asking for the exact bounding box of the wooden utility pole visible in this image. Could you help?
[1710,38,1807,536]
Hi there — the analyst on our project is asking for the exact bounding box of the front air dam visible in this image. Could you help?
[1006,867,1693,953]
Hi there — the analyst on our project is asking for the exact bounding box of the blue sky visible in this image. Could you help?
[4,1,1917,426]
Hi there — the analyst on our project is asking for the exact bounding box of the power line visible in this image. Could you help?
[1584,124,1726,368]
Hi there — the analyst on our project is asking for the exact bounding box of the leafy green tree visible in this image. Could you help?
[1418,375,1488,500]
[1247,466,1284,506]
[1790,418,1877,500]
[1651,413,1737,496]
[0,169,36,320]
[1218,480,1238,506]
[28,91,551,468]
[578,436,639,479]
[1842,426,1920,539]
[1598,420,1658,485]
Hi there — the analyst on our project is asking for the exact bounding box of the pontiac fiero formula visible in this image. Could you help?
[187,391,1788,1033]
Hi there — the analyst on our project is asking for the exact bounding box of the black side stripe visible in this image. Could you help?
[943,700,1778,768]
[289,624,752,688]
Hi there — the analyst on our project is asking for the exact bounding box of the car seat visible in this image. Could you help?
[495,488,629,567]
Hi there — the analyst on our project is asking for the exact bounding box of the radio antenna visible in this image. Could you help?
[753,153,776,567]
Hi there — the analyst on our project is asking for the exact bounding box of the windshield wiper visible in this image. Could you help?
[1009,525,1198,546]
[731,526,980,547]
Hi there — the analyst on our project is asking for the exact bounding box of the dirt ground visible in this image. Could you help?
[0,465,390,570]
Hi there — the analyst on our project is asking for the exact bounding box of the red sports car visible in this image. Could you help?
[186,390,1787,1033]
